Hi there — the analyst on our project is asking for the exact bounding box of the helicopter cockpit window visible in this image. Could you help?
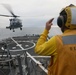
[10,19,12,21]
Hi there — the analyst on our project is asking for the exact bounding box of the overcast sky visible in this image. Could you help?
[0,0,76,28]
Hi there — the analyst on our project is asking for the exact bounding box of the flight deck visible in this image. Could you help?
[0,35,50,75]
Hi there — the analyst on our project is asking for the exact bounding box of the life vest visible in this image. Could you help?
[48,32,76,75]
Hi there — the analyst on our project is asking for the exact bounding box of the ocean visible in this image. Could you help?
[0,27,62,40]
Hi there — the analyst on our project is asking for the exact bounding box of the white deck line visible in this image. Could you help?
[7,41,35,52]
[11,37,48,74]
[0,55,51,58]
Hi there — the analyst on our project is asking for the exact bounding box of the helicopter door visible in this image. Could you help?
[10,19,13,26]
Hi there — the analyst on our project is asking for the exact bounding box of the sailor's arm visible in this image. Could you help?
[35,18,56,56]
[35,28,56,56]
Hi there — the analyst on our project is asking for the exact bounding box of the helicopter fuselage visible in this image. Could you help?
[10,18,22,27]
[6,18,22,32]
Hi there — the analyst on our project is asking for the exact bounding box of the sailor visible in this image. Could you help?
[35,4,76,75]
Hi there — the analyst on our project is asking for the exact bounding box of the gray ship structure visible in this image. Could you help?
[0,34,51,75]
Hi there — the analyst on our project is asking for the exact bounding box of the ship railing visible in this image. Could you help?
[0,54,51,75]
[21,53,51,75]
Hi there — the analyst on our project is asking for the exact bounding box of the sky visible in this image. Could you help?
[0,0,76,28]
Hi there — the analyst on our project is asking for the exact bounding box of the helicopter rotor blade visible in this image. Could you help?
[2,4,19,17]
[0,14,13,17]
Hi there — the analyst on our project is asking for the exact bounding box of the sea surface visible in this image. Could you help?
[0,27,62,40]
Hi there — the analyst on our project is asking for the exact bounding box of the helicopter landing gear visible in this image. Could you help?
[13,29,15,32]
[20,27,22,30]
[10,28,11,30]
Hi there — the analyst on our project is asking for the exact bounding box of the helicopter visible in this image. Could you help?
[0,4,23,32]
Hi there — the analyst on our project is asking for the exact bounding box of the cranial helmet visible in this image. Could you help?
[57,4,76,29]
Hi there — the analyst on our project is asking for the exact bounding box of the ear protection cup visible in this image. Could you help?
[57,15,67,28]
[57,16,64,27]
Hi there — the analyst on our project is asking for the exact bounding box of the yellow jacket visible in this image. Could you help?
[35,29,76,75]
